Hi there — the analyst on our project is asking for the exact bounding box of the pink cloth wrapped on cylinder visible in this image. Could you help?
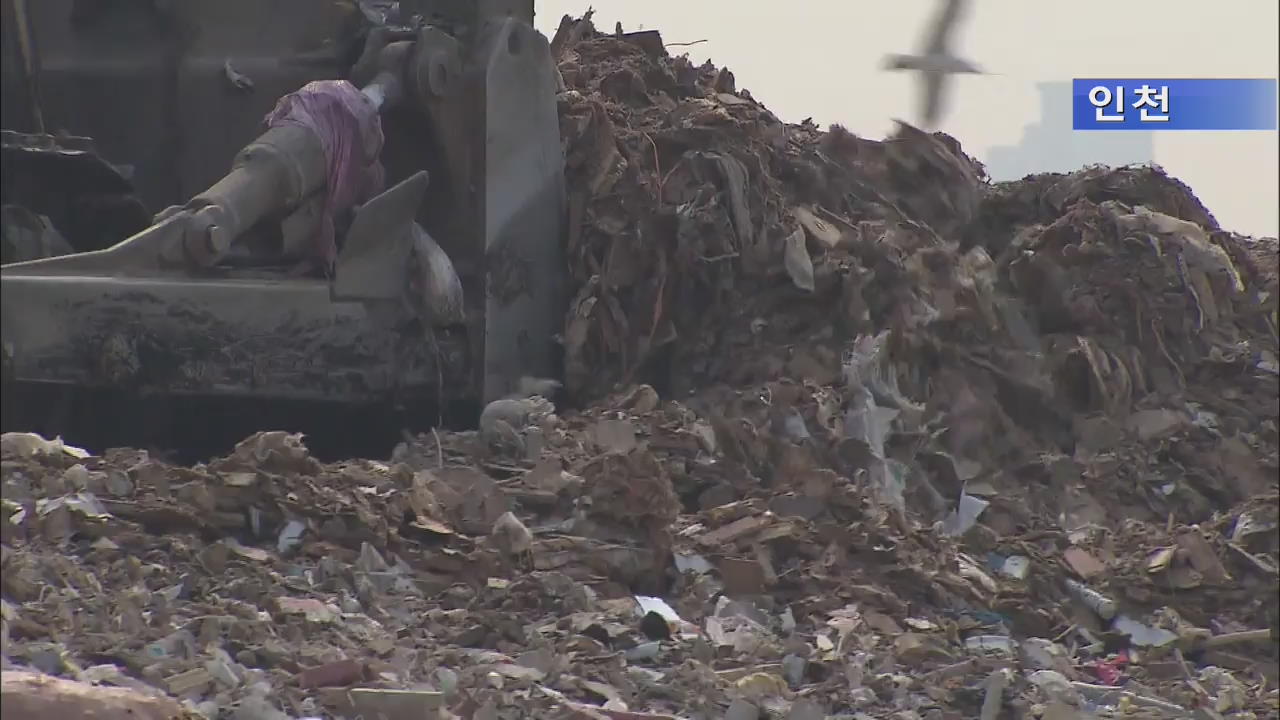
[263,80,386,267]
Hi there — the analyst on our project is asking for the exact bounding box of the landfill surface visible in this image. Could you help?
[3,15,1278,720]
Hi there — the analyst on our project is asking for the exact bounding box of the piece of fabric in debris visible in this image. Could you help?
[263,80,385,267]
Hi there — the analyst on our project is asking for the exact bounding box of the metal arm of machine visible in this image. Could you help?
[0,26,445,279]
[360,39,414,110]
[165,37,418,269]
[171,124,328,266]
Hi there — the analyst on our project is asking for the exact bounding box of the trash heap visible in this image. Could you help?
[3,15,1278,720]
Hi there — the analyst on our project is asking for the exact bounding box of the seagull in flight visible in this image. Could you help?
[882,0,986,129]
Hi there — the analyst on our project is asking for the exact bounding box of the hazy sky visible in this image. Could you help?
[537,1,1280,237]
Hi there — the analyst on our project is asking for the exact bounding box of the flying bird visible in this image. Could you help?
[881,0,986,129]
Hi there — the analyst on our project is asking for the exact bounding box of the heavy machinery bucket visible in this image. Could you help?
[1,173,471,444]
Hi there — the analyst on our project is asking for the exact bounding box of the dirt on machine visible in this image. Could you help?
[0,0,567,457]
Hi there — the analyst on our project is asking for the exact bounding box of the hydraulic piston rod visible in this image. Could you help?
[171,40,415,268]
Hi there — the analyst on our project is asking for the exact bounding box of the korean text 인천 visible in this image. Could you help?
[1087,83,1170,123]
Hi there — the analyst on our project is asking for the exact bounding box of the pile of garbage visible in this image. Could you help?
[3,15,1277,720]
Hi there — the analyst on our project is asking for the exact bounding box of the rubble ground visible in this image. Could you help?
[3,15,1278,720]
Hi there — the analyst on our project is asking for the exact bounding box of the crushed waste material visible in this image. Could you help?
[3,14,1278,720]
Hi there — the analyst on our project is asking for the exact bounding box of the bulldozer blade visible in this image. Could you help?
[1,270,457,405]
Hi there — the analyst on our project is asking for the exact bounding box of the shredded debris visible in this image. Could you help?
[2,15,1277,720]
